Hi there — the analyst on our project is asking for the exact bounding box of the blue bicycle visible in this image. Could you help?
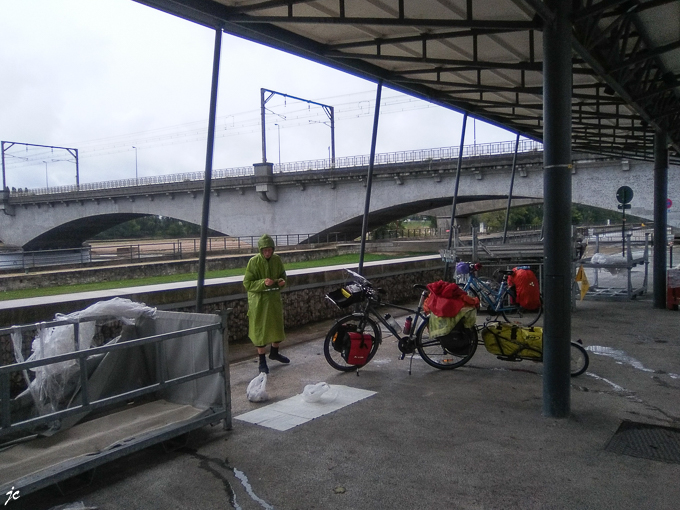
[457,262,543,327]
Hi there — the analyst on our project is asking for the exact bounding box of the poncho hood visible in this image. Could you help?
[258,234,275,253]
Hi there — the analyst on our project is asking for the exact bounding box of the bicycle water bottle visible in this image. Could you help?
[384,314,401,332]
[403,316,413,335]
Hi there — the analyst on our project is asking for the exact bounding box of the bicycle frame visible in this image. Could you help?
[463,274,515,314]
[357,290,429,343]
[342,268,429,343]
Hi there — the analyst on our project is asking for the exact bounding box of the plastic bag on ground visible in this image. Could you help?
[246,373,269,402]
[302,382,330,403]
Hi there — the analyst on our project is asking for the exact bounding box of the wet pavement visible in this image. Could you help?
[10,293,680,510]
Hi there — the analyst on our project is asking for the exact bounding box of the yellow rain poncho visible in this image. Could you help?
[243,234,287,347]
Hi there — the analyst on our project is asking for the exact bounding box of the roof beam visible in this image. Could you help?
[329,28,523,50]
[224,16,542,30]
[325,51,543,72]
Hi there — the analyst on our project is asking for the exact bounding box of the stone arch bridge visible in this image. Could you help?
[1,149,677,250]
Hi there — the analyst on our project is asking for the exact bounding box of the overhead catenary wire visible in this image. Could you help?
[3,91,441,169]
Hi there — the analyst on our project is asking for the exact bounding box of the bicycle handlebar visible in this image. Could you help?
[345,268,371,287]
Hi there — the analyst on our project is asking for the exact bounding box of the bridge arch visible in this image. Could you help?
[1,151,676,250]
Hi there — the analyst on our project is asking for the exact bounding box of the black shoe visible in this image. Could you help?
[269,347,290,364]
[269,353,289,364]
[258,353,269,373]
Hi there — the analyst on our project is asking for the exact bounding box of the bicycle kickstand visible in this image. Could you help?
[408,353,416,375]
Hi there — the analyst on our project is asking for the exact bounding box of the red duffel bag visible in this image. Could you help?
[424,280,479,318]
[507,267,541,311]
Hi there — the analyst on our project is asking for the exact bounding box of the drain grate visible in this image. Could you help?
[605,420,680,464]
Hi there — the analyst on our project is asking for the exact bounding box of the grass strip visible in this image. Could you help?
[0,253,402,301]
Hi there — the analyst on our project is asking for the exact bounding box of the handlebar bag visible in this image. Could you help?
[507,268,540,311]
[341,332,373,365]
[481,323,543,359]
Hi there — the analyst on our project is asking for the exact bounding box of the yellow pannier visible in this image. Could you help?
[481,322,543,359]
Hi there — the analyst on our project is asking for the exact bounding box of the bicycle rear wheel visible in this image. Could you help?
[415,317,478,370]
[500,293,543,327]
[570,342,589,377]
[323,315,381,371]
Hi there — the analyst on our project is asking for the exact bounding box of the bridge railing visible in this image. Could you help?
[272,139,542,174]
[9,139,543,197]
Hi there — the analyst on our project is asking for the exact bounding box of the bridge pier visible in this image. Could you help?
[253,162,277,202]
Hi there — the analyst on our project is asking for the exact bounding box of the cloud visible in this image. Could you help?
[1,0,514,190]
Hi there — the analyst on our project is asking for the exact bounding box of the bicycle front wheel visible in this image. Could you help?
[570,342,589,377]
[500,293,543,327]
[323,315,381,371]
[416,317,478,370]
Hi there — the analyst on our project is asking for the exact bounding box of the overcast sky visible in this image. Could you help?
[1,0,516,190]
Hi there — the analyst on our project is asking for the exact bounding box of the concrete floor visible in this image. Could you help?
[11,294,680,510]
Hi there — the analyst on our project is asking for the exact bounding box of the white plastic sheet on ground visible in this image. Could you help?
[236,385,375,431]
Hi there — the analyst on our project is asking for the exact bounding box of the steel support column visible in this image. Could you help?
[444,113,468,279]
[358,80,383,275]
[196,27,222,312]
[542,0,572,418]
[653,130,669,309]
[1,142,6,190]
[503,132,521,244]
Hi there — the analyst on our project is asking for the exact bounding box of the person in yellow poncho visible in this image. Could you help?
[243,234,289,374]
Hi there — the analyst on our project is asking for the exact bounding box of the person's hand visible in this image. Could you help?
[264,278,274,287]
[278,278,286,287]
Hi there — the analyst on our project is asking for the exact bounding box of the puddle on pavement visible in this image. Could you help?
[232,467,274,510]
[585,372,627,392]
[586,346,680,381]
[193,453,274,510]
[586,346,655,373]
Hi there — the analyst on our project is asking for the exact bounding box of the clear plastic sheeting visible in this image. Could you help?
[10,299,157,428]
[27,321,95,415]
[54,297,157,323]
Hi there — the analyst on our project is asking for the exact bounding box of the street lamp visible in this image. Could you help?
[132,146,138,184]
[274,124,281,165]
[309,119,335,166]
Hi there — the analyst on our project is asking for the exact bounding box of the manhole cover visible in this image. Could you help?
[605,421,680,464]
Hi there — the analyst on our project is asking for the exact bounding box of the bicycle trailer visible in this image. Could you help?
[481,322,543,359]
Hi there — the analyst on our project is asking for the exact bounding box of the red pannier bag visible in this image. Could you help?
[341,332,373,365]
[507,267,541,311]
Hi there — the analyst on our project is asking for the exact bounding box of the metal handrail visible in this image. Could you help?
[9,139,543,197]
